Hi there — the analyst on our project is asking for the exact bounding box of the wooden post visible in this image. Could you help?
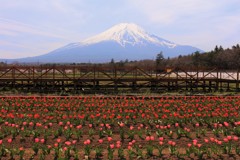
[216,69,219,91]
[237,70,239,91]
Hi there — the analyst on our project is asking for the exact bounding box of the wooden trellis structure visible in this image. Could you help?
[0,65,239,93]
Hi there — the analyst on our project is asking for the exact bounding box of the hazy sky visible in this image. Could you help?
[1,0,240,58]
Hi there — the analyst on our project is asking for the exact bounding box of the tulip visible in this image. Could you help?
[233,136,239,141]
[187,143,192,147]
[34,138,39,143]
[171,141,176,146]
[107,137,112,142]
[223,138,228,143]
[72,140,77,144]
[65,141,71,146]
[150,136,154,141]
[116,143,121,148]
[76,125,82,129]
[227,136,232,140]
[175,123,179,127]
[110,144,114,149]
[223,122,229,127]
[119,122,124,127]
[98,139,103,144]
[159,137,164,141]
[217,141,222,145]
[56,138,61,143]
[40,139,45,144]
[204,139,209,143]
[0,139,2,145]
[145,136,150,141]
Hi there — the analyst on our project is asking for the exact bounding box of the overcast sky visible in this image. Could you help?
[0,0,240,58]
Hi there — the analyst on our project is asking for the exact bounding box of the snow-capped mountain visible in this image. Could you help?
[2,23,203,63]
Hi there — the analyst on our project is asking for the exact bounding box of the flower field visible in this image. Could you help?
[0,96,240,159]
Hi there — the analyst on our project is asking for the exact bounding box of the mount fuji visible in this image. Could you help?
[3,23,203,63]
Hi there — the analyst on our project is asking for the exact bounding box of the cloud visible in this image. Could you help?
[127,0,240,50]
[0,18,67,39]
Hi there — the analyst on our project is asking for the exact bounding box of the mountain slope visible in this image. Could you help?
[2,23,203,63]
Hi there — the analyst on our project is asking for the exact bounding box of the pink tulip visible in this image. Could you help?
[35,138,39,143]
[65,141,71,146]
[145,136,150,141]
[130,126,134,130]
[85,139,91,145]
[110,144,114,149]
[195,123,199,127]
[159,141,163,145]
[59,122,63,126]
[197,144,202,148]
[175,123,179,127]
[233,136,239,141]
[187,143,192,147]
[204,139,209,143]
[227,136,232,140]
[98,139,103,143]
[107,137,112,142]
[150,136,154,141]
[159,137,164,141]
[40,139,45,144]
[77,125,82,129]
[56,138,61,143]
[119,122,124,127]
[8,138,12,143]
[116,143,121,148]
[223,122,229,127]
[0,139,2,145]
[217,141,222,145]
[223,138,228,142]
[72,140,77,144]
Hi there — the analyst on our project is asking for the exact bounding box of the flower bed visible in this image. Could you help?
[0,96,240,159]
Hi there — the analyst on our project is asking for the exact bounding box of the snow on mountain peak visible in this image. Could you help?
[82,23,177,47]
